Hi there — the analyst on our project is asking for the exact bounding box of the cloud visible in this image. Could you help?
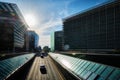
[33,16,62,33]
[42,25,62,36]
[59,1,72,17]
[39,35,50,48]
[0,0,73,48]
[27,12,62,47]
[28,0,73,47]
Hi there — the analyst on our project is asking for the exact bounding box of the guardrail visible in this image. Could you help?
[0,53,35,80]
[49,53,120,80]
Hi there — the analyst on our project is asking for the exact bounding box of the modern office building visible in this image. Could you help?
[28,31,39,52]
[50,31,63,52]
[63,0,120,52]
[0,2,28,52]
[50,32,55,52]
[55,31,63,51]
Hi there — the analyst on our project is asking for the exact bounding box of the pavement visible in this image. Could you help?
[26,55,65,80]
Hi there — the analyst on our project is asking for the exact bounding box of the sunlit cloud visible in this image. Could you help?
[39,36,50,48]
[33,17,62,47]
[27,1,72,47]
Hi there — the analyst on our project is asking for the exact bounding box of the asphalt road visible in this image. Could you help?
[26,56,65,80]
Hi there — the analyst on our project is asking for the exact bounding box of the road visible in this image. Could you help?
[26,55,65,80]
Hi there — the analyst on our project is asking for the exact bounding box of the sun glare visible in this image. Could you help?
[24,14,37,26]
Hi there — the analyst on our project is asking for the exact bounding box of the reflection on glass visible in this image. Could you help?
[61,59,71,69]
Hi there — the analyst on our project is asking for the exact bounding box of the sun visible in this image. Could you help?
[24,14,37,26]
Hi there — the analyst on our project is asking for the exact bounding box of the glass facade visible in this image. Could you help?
[28,31,39,52]
[55,31,63,51]
[49,53,120,80]
[50,32,55,52]
[63,0,120,52]
[0,54,35,80]
[50,31,63,52]
[0,21,14,51]
[0,2,28,52]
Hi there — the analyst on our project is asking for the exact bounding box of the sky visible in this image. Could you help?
[0,0,108,48]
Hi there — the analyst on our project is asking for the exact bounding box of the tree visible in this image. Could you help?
[43,46,50,53]
[38,46,42,52]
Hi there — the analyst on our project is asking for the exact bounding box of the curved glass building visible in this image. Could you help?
[0,2,28,52]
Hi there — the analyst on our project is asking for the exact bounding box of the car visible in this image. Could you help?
[40,65,47,74]
[40,54,44,58]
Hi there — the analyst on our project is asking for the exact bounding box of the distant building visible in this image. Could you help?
[28,31,39,52]
[0,2,28,52]
[50,32,55,52]
[24,31,29,52]
[63,0,120,52]
[55,31,63,51]
[50,31,63,52]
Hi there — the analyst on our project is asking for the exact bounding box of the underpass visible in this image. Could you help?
[26,55,65,80]
[1,53,120,80]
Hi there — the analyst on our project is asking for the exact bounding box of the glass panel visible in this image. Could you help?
[78,61,90,74]
[5,4,13,12]
[90,63,101,72]
[79,62,91,75]
[74,60,84,72]
[97,76,105,80]
[0,54,35,80]
[86,63,95,71]
[87,73,98,80]
[95,65,106,75]
[100,67,114,79]
[82,71,92,79]
[75,61,87,73]
[108,69,120,80]
[0,3,8,11]
[71,59,81,70]
[74,60,84,73]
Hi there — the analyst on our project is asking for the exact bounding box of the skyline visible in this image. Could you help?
[0,0,108,48]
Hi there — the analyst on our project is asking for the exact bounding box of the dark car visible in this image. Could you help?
[40,54,44,58]
[40,65,47,74]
